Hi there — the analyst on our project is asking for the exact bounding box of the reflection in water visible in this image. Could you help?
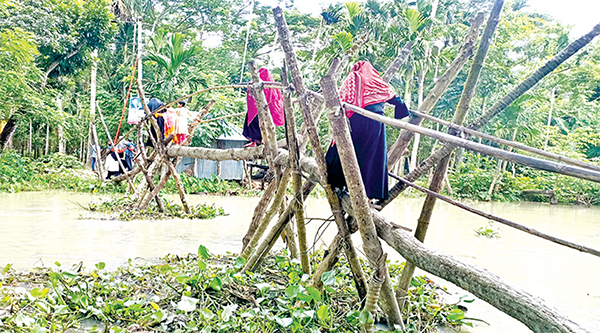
[0,191,598,332]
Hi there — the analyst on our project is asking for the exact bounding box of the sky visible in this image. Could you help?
[284,0,600,38]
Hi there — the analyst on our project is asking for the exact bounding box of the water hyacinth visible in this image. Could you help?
[0,247,473,332]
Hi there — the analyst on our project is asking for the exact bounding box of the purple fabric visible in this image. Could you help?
[325,102,389,200]
[242,112,262,143]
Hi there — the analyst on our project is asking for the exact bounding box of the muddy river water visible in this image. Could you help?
[1,191,599,332]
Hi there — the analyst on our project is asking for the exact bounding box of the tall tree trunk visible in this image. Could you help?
[87,49,99,168]
[409,67,427,172]
[544,87,556,150]
[28,120,32,155]
[57,95,65,154]
[493,127,518,194]
[137,18,143,86]
[45,123,50,155]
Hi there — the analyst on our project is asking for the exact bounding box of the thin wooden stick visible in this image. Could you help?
[198,111,245,125]
[241,168,292,259]
[282,61,310,274]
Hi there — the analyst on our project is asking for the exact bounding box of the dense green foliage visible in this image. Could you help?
[0,151,126,193]
[448,152,600,205]
[0,247,474,332]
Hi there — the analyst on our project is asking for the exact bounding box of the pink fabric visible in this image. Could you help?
[339,61,396,118]
[246,68,284,126]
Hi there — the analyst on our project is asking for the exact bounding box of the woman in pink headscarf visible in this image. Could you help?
[325,61,409,201]
[243,68,285,147]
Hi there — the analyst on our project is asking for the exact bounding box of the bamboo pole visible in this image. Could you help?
[273,6,369,308]
[197,111,245,125]
[242,179,278,252]
[242,181,316,272]
[397,0,504,308]
[387,13,485,169]
[384,21,600,207]
[241,168,292,259]
[282,61,310,274]
[321,58,404,331]
[136,126,165,212]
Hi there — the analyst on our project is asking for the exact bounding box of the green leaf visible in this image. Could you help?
[95,262,105,270]
[255,283,271,294]
[346,310,360,325]
[233,257,246,270]
[177,296,199,312]
[198,245,210,259]
[198,260,207,271]
[358,309,373,325]
[447,308,465,321]
[285,285,302,299]
[321,270,337,286]
[297,293,313,303]
[152,310,164,321]
[292,309,314,319]
[199,308,215,322]
[61,271,78,279]
[176,275,190,284]
[209,276,222,291]
[317,305,330,322]
[54,305,69,315]
[306,286,321,302]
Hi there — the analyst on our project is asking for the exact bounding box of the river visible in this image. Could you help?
[0,191,598,332]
